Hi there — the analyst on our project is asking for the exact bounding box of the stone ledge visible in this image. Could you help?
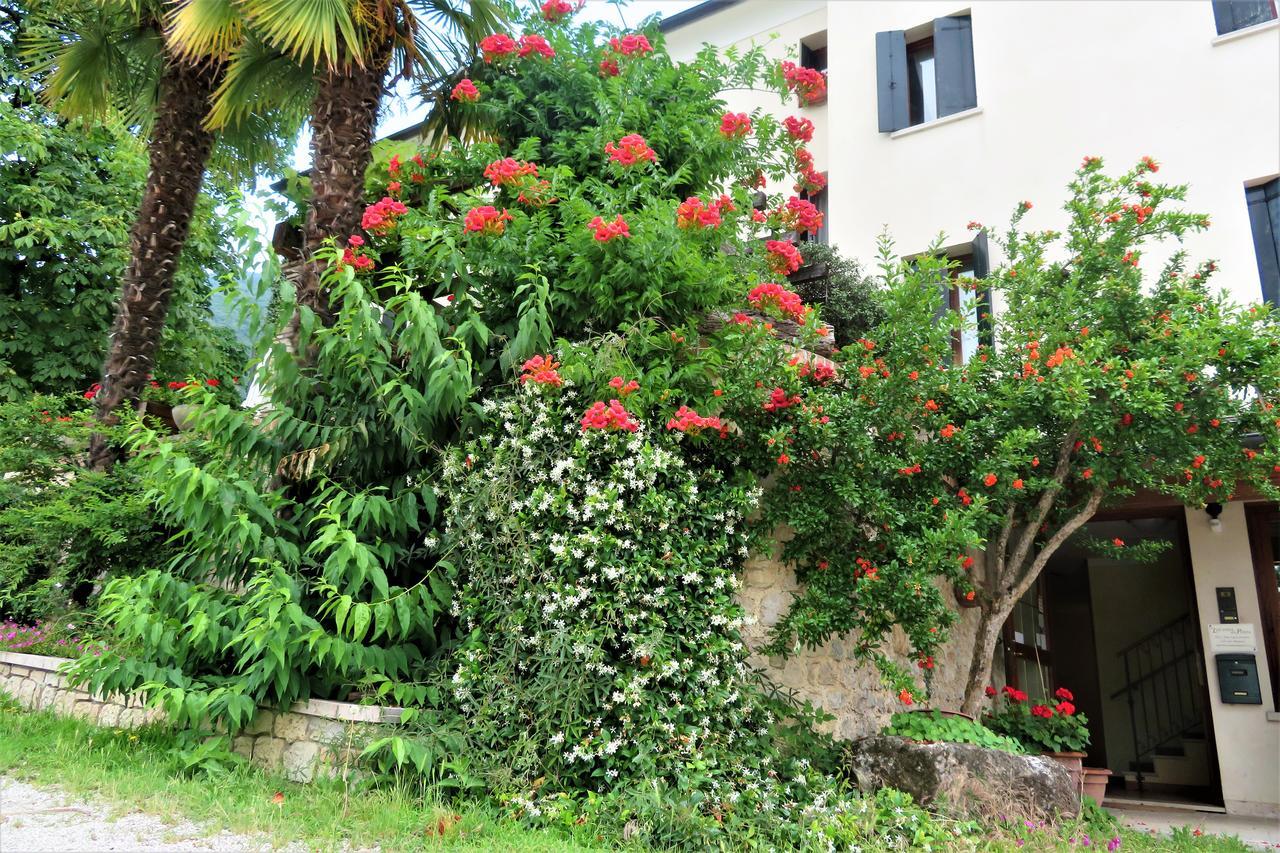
[0,651,75,671]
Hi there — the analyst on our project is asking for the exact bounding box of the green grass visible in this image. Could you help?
[0,696,604,851]
[0,695,1260,852]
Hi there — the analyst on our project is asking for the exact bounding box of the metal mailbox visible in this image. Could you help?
[1215,653,1262,705]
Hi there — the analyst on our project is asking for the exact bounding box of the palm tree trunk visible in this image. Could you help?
[87,56,221,470]
[292,40,393,328]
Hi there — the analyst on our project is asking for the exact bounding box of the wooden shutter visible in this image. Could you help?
[1212,0,1239,33]
[933,15,977,118]
[1213,0,1277,34]
[1247,180,1280,306]
[876,30,909,132]
[971,232,995,347]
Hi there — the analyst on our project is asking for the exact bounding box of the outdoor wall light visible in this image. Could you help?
[1206,501,1224,533]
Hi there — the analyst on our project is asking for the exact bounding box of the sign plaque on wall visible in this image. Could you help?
[1208,623,1257,653]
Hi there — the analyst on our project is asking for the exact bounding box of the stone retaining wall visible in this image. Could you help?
[0,651,400,782]
[738,545,998,740]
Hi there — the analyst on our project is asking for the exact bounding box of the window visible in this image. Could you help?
[915,234,993,363]
[1003,577,1055,700]
[1246,178,1280,305]
[1212,0,1277,35]
[876,15,976,132]
[800,184,829,245]
[800,31,828,74]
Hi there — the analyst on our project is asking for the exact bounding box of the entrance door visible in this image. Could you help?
[1034,513,1223,806]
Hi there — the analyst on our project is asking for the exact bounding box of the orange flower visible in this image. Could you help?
[983,473,998,487]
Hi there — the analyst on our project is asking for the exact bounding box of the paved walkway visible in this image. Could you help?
[0,777,305,852]
[1111,805,1280,850]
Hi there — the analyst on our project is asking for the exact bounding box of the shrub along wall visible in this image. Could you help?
[0,651,398,782]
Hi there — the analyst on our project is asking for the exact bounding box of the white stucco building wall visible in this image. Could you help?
[662,0,1280,306]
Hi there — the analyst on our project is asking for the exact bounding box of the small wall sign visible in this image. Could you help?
[1208,623,1257,653]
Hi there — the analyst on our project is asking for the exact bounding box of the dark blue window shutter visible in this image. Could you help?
[876,30,909,132]
[933,15,977,118]
[1213,0,1277,35]
[1246,180,1280,306]
[971,232,995,347]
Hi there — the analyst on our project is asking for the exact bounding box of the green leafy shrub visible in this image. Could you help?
[882,710,1025,753]
[786,241,882,348]
[0,396,177,622]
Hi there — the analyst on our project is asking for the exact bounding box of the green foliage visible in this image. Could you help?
[882,710,1026,754]
[0,396,177,621]
[0,46,247,401]
[787,241,882,348]
[707,159,1280,699]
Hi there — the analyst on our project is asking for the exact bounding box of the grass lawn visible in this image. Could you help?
[0,694,1259,852]
[0,696,604,851]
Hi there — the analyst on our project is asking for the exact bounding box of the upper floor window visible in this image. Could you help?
[1212,0,1277,35]
[910,234,993,364]
[800,184,829,245]
[800,31,828,74]
[876,15,976,132]
[1246,178,1280,306]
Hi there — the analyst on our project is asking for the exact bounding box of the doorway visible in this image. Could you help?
[1018,513,1224,808]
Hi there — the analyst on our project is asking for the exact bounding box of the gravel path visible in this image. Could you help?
[0,776,307,852]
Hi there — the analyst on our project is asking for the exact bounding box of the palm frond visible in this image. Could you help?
[237,0,364,68]
[167,0,246,61]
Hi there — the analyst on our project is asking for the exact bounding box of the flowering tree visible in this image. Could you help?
[710,157,1280,711]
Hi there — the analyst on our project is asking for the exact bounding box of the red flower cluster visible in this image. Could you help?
[609,375,639,395]
[480,34,518,62]
[1031,704,1055,719]
[339,235,374,272]
[748,282,808,322]
[361,197,408,234]
[605,134,657,167]
[581,399,639,432]
[764,240,804,276]
[1054,687,1074,702]
[463,205,514,236]
[540,0,582,21]
[777,196,824,234]
[484,157,539,187]
[666,405,723,435]
[783,115,815,142]
[795,164,826,195]
[1044,345,1077,368]
[795,359,836,384]
[598,57,620,77]
[1139,155,1160,173]
[762,386,802,413]
[1056,701,1076,716]
[83,383,101,400]
[588,214,630,242]
[719,112,751,138]
[518,34,555,59]
[609,34,653,56]
[450,78,479,102]
[676,195,732,229]
[1124,203,1155,224]
[519,354,563,387]
[1003,685,1029,702]
[780,60,827,104]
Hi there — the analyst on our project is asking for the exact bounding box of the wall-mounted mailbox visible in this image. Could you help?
[1215,654,1262,705]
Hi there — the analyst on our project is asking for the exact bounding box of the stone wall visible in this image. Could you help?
[0,651,399,783]
[737,546,997,740]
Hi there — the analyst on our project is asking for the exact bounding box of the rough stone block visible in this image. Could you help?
[252,735,285,770]
[98,703,122,729]
[759,590,791,628]
[306,717,347,745]
[846,736,1079,823]
[282,741,321,782]
[244,711,275,736]
[231,735,254,759]
[16,679,37,705]
[72,701,98,722]
[273,712,309,742]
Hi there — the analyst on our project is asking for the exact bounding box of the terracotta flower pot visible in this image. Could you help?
[1043,750,1086,792]
[1082,767,1111,804]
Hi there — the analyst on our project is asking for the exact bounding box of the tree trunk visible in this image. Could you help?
[87,56,221,471]
[293,40,393,328]
[959,597,1010,717]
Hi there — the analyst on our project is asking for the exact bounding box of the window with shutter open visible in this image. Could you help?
[1212,0,1277,35]
[1246,178,1280,306]
[877,15,977,132]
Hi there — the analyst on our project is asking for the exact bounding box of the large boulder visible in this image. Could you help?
[846,735,1080,823]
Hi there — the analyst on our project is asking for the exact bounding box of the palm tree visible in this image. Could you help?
[24,0,307,469]
[174,0,503,325]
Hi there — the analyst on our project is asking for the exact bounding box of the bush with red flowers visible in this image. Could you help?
[983,684,1092,754]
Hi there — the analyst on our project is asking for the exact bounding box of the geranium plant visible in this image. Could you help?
[983,686,1091,754]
